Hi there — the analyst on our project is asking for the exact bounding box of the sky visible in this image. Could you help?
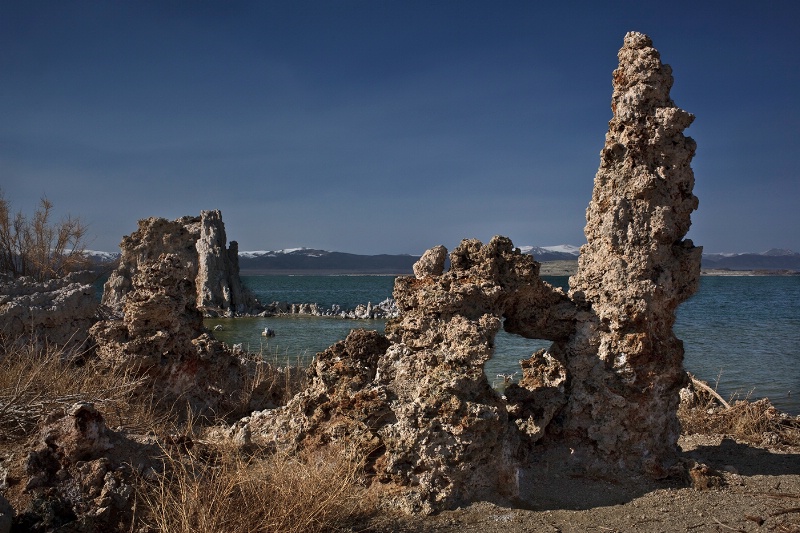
[1,1,798,255]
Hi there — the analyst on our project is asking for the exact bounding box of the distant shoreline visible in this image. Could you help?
[240,269,410,276]
[700,268,800,276]
[242,263,800,278]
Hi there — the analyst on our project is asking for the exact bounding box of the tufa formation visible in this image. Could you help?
[102,210,259,317]
[4,32,702,525]
[239,31,702,511]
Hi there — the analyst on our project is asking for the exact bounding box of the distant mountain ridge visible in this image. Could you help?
[237,248,418,274]
[518,245,581,262]
[236,245,581,274]
[85,247,800,273]
[701,248,800,271]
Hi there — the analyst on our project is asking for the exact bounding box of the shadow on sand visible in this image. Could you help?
[506,439,800,512]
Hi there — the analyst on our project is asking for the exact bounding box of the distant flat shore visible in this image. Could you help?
[241,264,800,277]
[240,269,409,276]
[701,268,800,276]
[541,262,800,277]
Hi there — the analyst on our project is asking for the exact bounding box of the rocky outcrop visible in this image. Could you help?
[562,31,701,475]
[259,297,399,319]
[102,210,260,317]
[238,31,701,513]
[91,253,268,417]
[0,271,98,352]
[242,237,577,513]
[12,402,156,532]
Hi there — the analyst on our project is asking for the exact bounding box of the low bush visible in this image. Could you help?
[137,442,375,533]
[679,377,800,447]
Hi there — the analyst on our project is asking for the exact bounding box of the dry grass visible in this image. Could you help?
[1,335,379,532]
[244,353,309,410]
[137,441,376,533]
[0,335,310,440]
[679,377,800,446]
[0,339,157,439]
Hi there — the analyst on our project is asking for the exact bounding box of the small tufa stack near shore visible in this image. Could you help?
[239,31,702,512]
[102,210,260,318]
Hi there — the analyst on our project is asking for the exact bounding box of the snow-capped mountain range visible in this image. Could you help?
[701,248,800,271]
[83,247,800,273]
[235,245,581,273]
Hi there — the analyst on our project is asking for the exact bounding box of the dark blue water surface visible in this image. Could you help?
[206,274,800,414]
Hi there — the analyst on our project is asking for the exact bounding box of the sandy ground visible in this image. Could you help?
[367,434,800,532]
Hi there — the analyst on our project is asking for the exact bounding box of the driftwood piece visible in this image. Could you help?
[690,374,732,410]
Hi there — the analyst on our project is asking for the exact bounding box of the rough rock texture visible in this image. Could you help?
[243,237,577,513]
[562,31,701,475]
[12,403,148,532]
[239,31,701,513]
[260,297,399,319]
[412,245,447,278]
[0,271,98,352]
[91,253,265,417]
[102,210,260,317]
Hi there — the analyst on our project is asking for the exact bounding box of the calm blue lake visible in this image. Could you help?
[206,275,800,414]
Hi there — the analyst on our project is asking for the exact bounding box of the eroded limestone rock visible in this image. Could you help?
[562,31,701,475]
[91,253,265,416]
[0,271,98,352]
[15,403,142,532]
[239,31,701,513]
[102,210,259,317]
[244,237,576,513]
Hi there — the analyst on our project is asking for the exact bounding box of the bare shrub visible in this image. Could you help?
[138,442,375,533]
[0,190,90,281]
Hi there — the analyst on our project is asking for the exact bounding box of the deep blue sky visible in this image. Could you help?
[2,1,798,255]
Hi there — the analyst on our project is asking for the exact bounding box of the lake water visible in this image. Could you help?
[206,275,800,414]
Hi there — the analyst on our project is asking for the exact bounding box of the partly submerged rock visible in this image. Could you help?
[101,210,260,317]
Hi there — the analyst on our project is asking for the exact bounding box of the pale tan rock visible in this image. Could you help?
[0,271,98,352]
[247,237,576,513]
[241,31,702,513]
[102,210,259,317]
[91,253,265,416]
[413,244,447,278]
[560,30,701,475]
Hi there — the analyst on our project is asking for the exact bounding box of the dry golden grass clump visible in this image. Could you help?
[138,441,375,533]
[679,376,800,447]
[0,337,379,532]
[0,340,155,440]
